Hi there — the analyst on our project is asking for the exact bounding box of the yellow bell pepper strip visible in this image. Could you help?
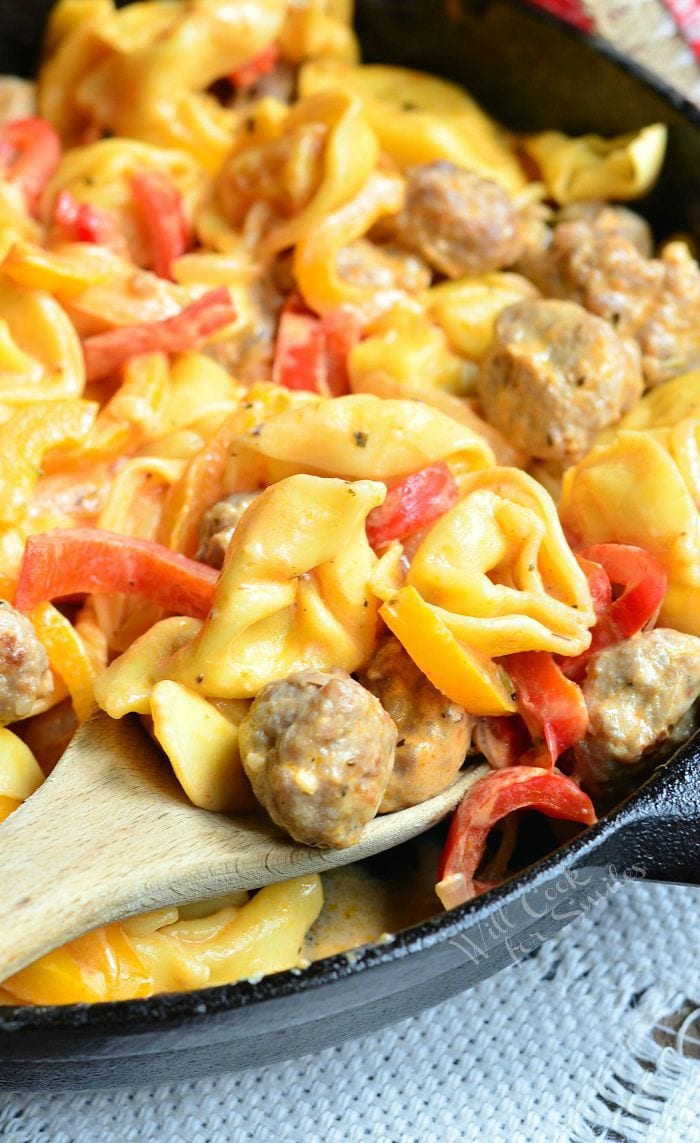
[0,117,61,213]
[162,417,242,556]
[2,239,116,297]
[30,602,97,724]
[82,287,236,382]
[15,527,218,619]
[379,584,516,716]
[0,796,21,824]
[0,400,96,526]
[435,766,597,909]
[2,924,152,1005]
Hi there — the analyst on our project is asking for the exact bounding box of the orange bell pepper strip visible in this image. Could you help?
[380,585,517,716]
[0,401,96,527]
[0,795,21,824]
[30,602,97,724]
[163,417,241,556]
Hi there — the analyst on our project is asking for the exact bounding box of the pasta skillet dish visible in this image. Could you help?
[0,0,698,1006]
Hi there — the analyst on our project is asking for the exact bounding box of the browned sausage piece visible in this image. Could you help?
[358,636,473,812]
[0,602,52,724]
[557,202,653,255]
[515,203,653,298]
[478,298,643,461]
[389,161,524,278]
[337,239,431,294]
[196,491,260,568]
[238,669,397,848]
[519,211,700,387]
[574,629,700,798]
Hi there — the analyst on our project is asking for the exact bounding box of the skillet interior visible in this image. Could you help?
[0,0,699,1091]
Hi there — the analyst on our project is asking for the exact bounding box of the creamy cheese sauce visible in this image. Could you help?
[304,838,444,963]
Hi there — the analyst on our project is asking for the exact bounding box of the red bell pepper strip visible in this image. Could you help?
[560,543,668,683]
[321,306,363,396]
[130,170,188,280]
[53,189,127,252]
[435,766,596,908]
[576,553,611,617]
[525,0,593,32]
[229,43,280,89]
[472,714,532,770]
[365,461,460,549]
[272,309,328,393]
[0,117,61,214]
[272,301,362,396]
[15,528,217,619]
[82,287,236,382]
[502,651,589,766]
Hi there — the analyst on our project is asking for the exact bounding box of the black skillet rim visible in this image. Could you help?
[1,0,699,1036]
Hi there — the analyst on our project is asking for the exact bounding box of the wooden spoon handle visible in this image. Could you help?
[0,713,489,983]
[0,716,184,982]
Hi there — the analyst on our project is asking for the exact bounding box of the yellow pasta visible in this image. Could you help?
[425,273,539,363]
[348,304,473,396]
[232,392,494,483]
[0,0,688,1006]
[560,429,700,635]
[294,169,406,317]
[368,468,594,714]
[217,90,379,256]
[0,275,86,402]
[40,0,288,168]
[298,61,526,192]
[150,681,253,812]
[165,474,384,696]
[522,124,667,204]
[126,875,323,993]
[94,615,203,718]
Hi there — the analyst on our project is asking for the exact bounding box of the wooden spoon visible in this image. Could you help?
[0,711,488,983]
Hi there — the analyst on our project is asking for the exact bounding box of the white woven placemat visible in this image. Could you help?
[0,879,698,1142]
[0,3,698,1140]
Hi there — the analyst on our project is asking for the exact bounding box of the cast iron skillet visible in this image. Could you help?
[0,0,699,1093]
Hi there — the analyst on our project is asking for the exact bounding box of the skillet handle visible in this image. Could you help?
[571,739,700,886]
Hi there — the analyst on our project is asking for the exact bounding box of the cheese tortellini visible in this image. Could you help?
[522,124,667,204]
[372,468,595,715]
[166,474,385,697]
[561,429,700,636]
[232,392,494,483]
